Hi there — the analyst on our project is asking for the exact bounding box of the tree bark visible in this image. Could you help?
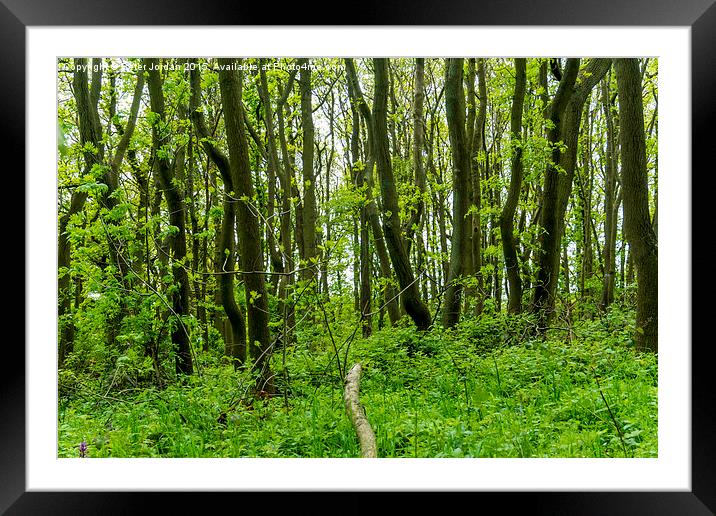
[346,73,373,337]
[218,59,273,391]
[258,62,293,344]
[500,58,527,314]
[372,58,432,331]
[615,58,658,353]
[404,58,426,256]
[145,58,193,375]
[343,363,377,458]
[188,61,246,364]
[276,71,298,345]
[344,59,400,326]
[258,62,285,294]
[442,58,472,328]
[531,58,611,331]
[298,59,319,285]
[185,134,208,350]
[599,76,619,312]
[470,59,487,316]
[461,59,478,313]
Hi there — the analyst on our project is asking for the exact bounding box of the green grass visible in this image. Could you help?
[58,312,657,458]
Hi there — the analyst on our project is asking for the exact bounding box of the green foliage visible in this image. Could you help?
[59,309,656,459]
[76,181,109,195]
[56,57,659,460]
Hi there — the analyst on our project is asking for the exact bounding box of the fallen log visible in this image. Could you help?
[343,363,377,458]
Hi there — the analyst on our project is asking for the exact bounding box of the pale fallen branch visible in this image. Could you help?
[343,363,377,458]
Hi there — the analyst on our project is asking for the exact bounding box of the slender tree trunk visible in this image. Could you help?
[258,63,291,344]
[276,72,298,345]
[500,58,527,314]
[372,58,432,331]
[442,58,471,328]
[491,136,503,313]
[185,135,206,349]
[347,74,373,336]
[322,96,337,299]
[471,59,487,316]
[351,213,360,312]
[210,168,228,345]
[198,151,212,349]
[388,63,402,161]
[432,152,450,289]
[599,76,619,312]
[405,58,426,256]
[462,59,478,314]
[562,240,571,296]
[344,59,400,326]
[615,58,658,353]
[189,62,246,365]
[298,59,319,287]
[258,63,284,298]
[531,58,611,331]
[219,59,273,391]
[575,99,595,306]
[145,58,193,375]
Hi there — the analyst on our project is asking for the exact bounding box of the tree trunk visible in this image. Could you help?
[258,63,285,296]
[372,58,432,331]
[405,58,426,256]
[531,58,611,332]
[344,59,400,326]
[491,136,503,313]
[470,59,487,316]
[219,59,274,391]
[347,75,373,337]
[276,71,298,345]
[258,63,291,344]
[145,58,193,375]
[599,76,619,312]
[185,134,208,350]
[442,58,472,328]
[575,99,596,305]
[188,61,246,365]
[461,59,477,314]
[298,59,319,286]
[615,58,658,353]
[500,58,527,314]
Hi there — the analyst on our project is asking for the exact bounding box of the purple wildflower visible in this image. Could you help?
[79,441,87,458]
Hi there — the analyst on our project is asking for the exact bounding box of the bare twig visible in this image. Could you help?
[593,368,631,458]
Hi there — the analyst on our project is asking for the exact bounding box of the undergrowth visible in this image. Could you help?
[58,306,657,458]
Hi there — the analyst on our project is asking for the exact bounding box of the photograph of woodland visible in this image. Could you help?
[57,57,658,458]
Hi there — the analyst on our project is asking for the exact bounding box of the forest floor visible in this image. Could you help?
[58,306,657,458]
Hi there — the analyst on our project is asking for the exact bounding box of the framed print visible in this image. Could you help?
[6,0,714,514]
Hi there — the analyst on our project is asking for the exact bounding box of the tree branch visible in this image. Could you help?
[343,363,377,458]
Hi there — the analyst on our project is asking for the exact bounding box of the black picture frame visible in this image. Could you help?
[6,1,713,514]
